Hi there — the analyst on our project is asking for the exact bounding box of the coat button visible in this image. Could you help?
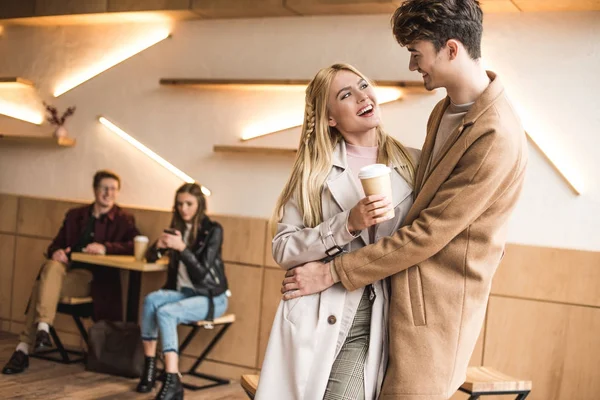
[327,315,337,325]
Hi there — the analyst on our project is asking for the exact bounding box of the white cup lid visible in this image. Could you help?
[134,236,149,242]
[358,164,391,179]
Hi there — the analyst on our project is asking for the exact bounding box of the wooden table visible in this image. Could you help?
[71,253,168,322]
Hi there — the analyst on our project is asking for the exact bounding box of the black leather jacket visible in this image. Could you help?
[146,216,228,297]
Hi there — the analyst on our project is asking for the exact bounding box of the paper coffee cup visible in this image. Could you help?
[134,235,149,261]
[358,164,394,220]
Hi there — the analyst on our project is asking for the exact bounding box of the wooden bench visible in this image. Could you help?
[30,296,94,364]
[168,314,236,391]
[240,367,531,399]
[459,366,532,399]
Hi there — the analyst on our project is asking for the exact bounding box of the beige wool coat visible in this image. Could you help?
[333,72,528,399]
[256,141,419,400]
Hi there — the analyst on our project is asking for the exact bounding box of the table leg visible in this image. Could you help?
[126,270,142,322]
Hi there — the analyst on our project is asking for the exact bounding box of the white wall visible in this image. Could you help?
[0,12,598,251]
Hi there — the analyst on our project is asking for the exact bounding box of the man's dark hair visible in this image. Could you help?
[93,170,121,189]
[391,0,484,59]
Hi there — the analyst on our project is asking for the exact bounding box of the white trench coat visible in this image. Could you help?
[256,142,417,400]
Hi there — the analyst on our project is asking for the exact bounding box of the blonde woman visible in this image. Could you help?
[256,64,419,400]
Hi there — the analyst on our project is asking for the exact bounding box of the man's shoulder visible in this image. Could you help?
[471,94,524,140]
[465,94,527,167]
[65,204,91,218]
[111,204,135,220]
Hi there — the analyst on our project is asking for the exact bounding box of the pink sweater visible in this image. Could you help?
[345,141,378,196]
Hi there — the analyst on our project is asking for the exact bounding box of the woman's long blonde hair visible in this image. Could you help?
[270,63,416,235]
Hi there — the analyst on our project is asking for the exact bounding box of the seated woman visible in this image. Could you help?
[136,183,229,400]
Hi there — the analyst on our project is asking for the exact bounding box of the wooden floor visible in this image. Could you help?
[0,331,249,400]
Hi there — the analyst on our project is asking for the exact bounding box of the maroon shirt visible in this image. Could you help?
[45,203,140,321]
[47,203,139,257]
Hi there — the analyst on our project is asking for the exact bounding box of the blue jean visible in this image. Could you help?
[141,287,228,353]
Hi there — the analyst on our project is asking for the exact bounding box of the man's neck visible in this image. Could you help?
[92,203,111,218]
[445,62,490,105]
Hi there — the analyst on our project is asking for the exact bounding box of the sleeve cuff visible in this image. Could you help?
[104,243,114,254]
[329,261,340,283]
[333,255,356,291]
[320,210,360,251]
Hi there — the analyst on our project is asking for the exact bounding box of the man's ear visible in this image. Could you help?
[328,116,337,127]
[446,39,460,61]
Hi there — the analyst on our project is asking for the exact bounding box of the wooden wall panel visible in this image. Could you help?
[258,268,286,367]
[123,207,172,243]
[11,237,50,323]
[212,215,267,266]
[470,323,485,367]
[0,235,16,321]
[3,192,600,399]
[191,0,295,18]
[0,320,9,332]
[493,244,600,307]
[0,194,18,233]
[485,296,600,400]
[9,321,24,335]
[264,227,279,269]
[34,0,107,16]
[286,0,401,15]
[107,0,190,12]
[181,264,263,368]
[17,197,82,239]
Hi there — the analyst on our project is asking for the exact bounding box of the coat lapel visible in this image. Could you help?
[426,121,470,182]
[327,142,370,246]
[425,72,505,184]
[406,71,506,226]
[375,167,413,238]
[415,98,449,196]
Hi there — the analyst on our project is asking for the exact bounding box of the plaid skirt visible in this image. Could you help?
[323,287,373,400]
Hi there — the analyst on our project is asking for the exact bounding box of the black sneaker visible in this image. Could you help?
[2,350,29,374]
[34,330,52,351]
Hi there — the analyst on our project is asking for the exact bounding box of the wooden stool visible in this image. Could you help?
[241,374,259,399]
[30,296,93,364]
[162,314,236,391]
[459,366,532,399]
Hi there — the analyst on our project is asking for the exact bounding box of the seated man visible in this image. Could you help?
[2,169,140,375]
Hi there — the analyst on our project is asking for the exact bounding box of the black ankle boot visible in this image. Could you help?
[155,372,183,400]
[136,356,157,393]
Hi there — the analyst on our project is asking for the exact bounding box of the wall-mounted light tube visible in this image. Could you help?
[54,29,170,97]
[98,116,211,196]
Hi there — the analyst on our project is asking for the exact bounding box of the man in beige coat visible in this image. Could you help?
[282,1,528,399]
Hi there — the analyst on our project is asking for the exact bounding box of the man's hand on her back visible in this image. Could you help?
[281,261,335,300]
[83,242,106,255]
[51,247,70,264]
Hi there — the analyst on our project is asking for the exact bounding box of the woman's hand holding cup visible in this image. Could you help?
[347,194,393,232]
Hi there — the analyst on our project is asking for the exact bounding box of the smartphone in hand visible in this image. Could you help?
[163,228,178,235]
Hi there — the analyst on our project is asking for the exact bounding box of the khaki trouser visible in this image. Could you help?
[19,260,93,345]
